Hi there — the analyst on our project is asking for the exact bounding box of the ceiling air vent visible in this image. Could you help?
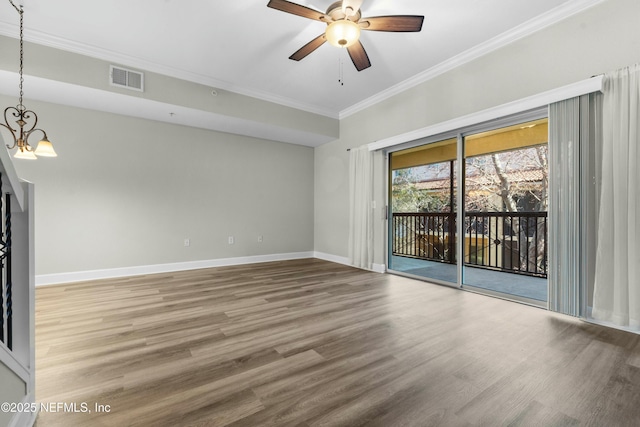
[109,65,144,92]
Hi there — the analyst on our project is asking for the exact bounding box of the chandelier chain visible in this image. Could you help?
[6,1,24,110]
[18,4,24,111]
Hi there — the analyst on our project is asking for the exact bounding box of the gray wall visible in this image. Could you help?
[0,35,339,140]
[314,0,640,264]
[2,96,314,276]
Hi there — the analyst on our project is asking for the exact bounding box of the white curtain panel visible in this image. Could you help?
[593,64,640,329]
[348,145,374,270]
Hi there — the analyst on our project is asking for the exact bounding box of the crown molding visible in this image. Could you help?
[0,23,340,119]
[339,0,607,119]
[0,0,606,123]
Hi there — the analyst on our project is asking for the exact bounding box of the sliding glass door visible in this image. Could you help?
[461,119,549,304]
[388,138,458,286]
[388,114,549,305]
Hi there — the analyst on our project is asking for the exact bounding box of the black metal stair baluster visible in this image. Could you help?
[0,174,3,346]
[5,193,11,350]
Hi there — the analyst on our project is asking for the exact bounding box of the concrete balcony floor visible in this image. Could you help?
[389,255,547,303]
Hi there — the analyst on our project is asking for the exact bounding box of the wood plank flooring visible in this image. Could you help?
[33,258,640,426]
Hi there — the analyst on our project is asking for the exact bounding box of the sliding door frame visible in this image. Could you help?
[386,107,548,298]
[386,131,459,288]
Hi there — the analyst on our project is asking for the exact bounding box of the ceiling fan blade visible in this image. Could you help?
[342,0,363,17]
[267,0,328,22]
[347,40,371,71]
[289,34,327,61]
[360,15,424,32]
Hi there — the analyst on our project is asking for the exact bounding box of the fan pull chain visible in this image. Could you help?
[338,57,344,86]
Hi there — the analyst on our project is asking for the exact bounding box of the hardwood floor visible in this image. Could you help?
[34,258,640,426]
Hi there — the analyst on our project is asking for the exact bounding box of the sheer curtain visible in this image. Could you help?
[348,145,374,270]
[592,64,640,330]
[548,97,582,316]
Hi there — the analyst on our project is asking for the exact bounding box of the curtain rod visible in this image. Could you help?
[367,75,604,152]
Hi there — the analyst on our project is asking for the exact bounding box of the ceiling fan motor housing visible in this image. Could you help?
[326,1,362,22]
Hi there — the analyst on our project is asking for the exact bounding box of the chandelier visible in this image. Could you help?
[0,0,57,160]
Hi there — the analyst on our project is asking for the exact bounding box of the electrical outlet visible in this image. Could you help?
[228,236,234,245]
[184,238,190,247]
[258,235,263,243]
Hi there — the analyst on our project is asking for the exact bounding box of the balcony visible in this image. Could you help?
[392,211,548,280]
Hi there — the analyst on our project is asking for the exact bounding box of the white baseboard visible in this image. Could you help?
[36,252,314,286]
[313,252,386,274]
[584,307,640,336]
[36,251,386,286]
[313,251,350,266]
[372,263,387,274]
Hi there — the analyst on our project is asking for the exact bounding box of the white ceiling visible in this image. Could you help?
[0,0,602,122]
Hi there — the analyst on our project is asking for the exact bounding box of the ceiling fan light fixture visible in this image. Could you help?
[325,19,360,48]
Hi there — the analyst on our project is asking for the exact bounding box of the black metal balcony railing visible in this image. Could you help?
[392,211,548,278]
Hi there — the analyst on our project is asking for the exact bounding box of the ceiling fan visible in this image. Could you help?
[267,0,424,71]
